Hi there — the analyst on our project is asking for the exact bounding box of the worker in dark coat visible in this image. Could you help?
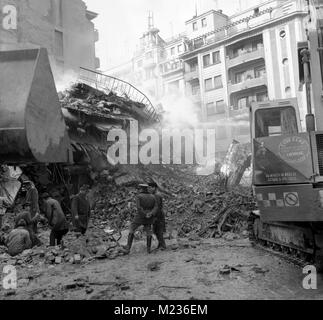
[71,185,91,235]
[15,210,42,247]
[41,193,69,247]
[124,184,158,254]
[149,182,166,250]
[24,181,40,234]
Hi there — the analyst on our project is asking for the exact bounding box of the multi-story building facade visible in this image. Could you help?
[108,0,311,156]
[0,0,100,82]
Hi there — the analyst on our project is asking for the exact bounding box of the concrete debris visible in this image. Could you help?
[147,261,163,272]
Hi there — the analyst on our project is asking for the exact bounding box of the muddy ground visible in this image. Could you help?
[1,236,323,300]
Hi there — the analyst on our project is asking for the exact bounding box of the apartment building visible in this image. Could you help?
[107,0,309,155]
[0,0,100,82]
[180,0,308,153]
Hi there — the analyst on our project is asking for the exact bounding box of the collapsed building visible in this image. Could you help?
[0,48,161,221]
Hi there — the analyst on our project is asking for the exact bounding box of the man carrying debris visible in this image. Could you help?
[149,181,166,250]
[71,185,91,235]
[5,219,32,257]
[24,181,40,234]
[41,193,69,247]
[124,184,158,254]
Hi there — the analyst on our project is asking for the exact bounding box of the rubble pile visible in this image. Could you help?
[0,225,129,268]
[59,83,148,122]
[89,164,255,239]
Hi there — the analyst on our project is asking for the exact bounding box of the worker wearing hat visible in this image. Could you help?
[71,185,91,235]
[23,180,40,234]
[148,181,166,250]
[124,184,158,254]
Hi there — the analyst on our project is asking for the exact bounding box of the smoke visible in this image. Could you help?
[54,70,79,93]
[158,93,200,128]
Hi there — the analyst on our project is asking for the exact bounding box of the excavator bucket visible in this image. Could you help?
[0,48,72,164]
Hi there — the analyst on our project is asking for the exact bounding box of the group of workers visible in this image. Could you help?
[2,182,91,256]
[1,179,167,257]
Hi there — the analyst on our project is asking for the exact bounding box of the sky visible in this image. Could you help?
[84,0,266,71]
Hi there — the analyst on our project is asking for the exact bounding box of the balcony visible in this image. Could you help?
[181,2,306,54]
[160,60,184,76]
[228,75,267,95]
[226,47,265,68]
[184,69,199,82]
[143,57,156,69]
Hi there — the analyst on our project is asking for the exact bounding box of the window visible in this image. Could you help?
[145,68,154,80]
[171,47,175,56]
[216,100,226,113]
[193,22,198,31]
[137,60,143,67]
[206,102,216,116]
[255,66,266,78]
[191,81,200,95]
[203,54,211,67]
[205,78,213,91]
[255,107,298,138]
[235,71,244,83]
[188,59,198,72]
[53,0,63,27]
[212,51,220,64]
[237,97,248,109]
[202,18,207,27]
[256,92,268,102]
[169,80,179,93]
[252,41,259,51]
[214,75,223,89]
[178,44,183,53]
[145,51,153,59]
[54,30,64,57]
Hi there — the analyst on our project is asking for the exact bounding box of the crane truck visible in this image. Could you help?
[249,0,323,267]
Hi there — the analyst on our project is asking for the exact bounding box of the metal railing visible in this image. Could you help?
[79,67,160,123]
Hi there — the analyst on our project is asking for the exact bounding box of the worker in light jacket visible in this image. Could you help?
[42,193,69,247]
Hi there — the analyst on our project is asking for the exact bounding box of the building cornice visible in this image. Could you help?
[180,10,307,60]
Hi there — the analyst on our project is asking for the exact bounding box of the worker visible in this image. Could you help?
[71,185,91,235]
[124,184,158,254]
[0,197,7,230]
[41,193,69,247]
[24,181,40,234]
[6,219,32,257]
[149,181,167,250]
[14,210,42,247]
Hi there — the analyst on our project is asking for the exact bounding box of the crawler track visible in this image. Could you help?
[248,214,315,268]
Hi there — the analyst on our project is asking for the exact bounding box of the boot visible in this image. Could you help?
[147,236,152,254]
[157,232,166,250]
[123,233,134,254]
